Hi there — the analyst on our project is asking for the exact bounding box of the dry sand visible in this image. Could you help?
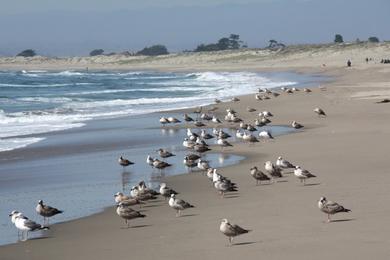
[1,45,390,259]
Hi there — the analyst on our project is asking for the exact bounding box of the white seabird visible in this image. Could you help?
[219,219,251,246]
[294,166,316,185]
[197,159,210,172]
[291,121,304,129]
[276,156,295,169]
[212,116,222,124]
[314,107,326,117]
[118,156,134,168]
[159,117,169,126]
[168,194,195,217]
[264,161,283,179]
[217,138,233,149]
[260,111,273,117]
[318,197,351,222]
[159,183,178,200]
[167,117,181,123]
[259,130,274,140]
[14,213,49,241]
[236,130,244,139]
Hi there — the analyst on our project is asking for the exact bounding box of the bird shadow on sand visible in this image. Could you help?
[121,224,152,229]
[302,183,321,186]
[275,180,288,183]
[223,195,240,199]
[329,218,356,223]
[143,204,163,208]
[26,236,52,241]
[232,241,258,246]
[179,213,199,218]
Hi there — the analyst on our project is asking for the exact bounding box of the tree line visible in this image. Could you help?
[13,34,383,57]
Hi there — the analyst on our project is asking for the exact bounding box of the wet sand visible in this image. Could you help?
[2,61,390,259]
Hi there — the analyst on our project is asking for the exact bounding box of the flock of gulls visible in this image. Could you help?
[9,86,351,246]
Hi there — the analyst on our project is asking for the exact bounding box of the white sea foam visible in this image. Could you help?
[0,137,45,152]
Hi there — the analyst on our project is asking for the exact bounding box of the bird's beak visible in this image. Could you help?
[8,214,12,217]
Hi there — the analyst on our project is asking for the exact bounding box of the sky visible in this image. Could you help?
[0,0,389,56]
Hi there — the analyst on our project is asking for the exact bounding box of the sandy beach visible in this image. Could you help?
[1,44,390,259]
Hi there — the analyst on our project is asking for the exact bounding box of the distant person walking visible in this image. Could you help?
[347,60,351,67]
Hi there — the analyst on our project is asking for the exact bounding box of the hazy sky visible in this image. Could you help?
[0,0,389,56]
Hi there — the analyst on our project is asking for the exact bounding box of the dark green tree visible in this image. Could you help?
[334,34,344,43]
[136,45,169,56]
[89,49,104,56]
[16,49,36,57]
[368,36,379,43]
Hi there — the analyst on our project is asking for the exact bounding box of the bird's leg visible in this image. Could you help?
[303,179,306,186]
[256,180,259,186]
[327,214,331,223]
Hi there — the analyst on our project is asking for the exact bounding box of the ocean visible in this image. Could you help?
[0,70,321,245]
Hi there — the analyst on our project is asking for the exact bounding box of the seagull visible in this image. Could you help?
[114,192,145,207]
[159,117,169,126]
[318,197,351,222]
[213,175,238,197]
[118,156,134,168]
[292,87,299,92]
[259,130,274,140]
[195,137,208,147]
[186,153,201,161]
[291,121,304,129]
[250,166,271,185]
[167,117,181,123]
[183,138,195,149]
[168,194,195,217]
[303,88,312,93]
[146,155,155,166]
[271,92,280,97]
[243,132,259,144]
[116,203,146,228]
[201,129,214,139]
[36,200,63,225]
[152,159,172,171]
[231,97,240,102]
[215,98,222,103]
[261,111,273,117]
[9,211,23,239]
[236,130,244,139]
[194,121,206,127]
[264,161,283,180]
[314,107,326,117]
[157,148,175,158]
[294,166,316,185]
[217,138,233,149]
[276,156,295,169]
[183,156,197,171]
[159,183,178,200]
[197,159,210,172]
[14,213,49,241]
[212,116,222,124]
[201,113,212,121]
[187,128,198,138]
[254,119,266,127]
[246,124,257,132]
[183,113,194,122]
[218,130,231,139]
[219,219,251,246]
[260,116,271,125]
[194,144,211,153]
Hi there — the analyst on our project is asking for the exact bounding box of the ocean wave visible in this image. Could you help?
[0,137,45,152]
[0,83,96,88]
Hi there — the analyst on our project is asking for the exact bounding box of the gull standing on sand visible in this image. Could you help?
[14,213,49,241]
[36,200,63,225]
[243,132,259,144]
[260,111,273,117]
[318,197,351,222]
[250,166,271,185]
[264,161,283,180]
[116,203,146,228]
[159,183,178,200]
[314,107,326,117]
[183,156,197,171]
[118,156,134,168]
[219,219,251,246]
[168,194,195,217]
[197,159,210,172]
[291,121,304,129]
[294,166,316,185]
[276,156,295,169]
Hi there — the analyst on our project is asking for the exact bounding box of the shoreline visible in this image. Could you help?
[1,47,390,259]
